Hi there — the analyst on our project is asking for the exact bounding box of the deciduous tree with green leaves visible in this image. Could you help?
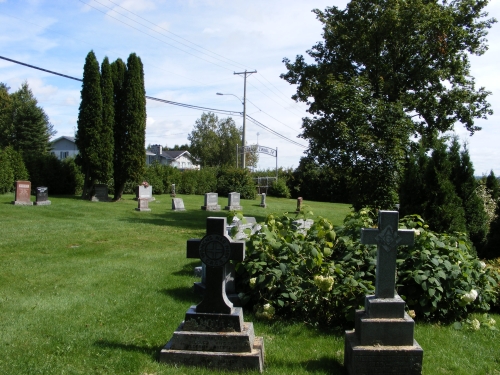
[281,0,496,209]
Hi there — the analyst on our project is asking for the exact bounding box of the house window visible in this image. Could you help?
[60,151,69,159]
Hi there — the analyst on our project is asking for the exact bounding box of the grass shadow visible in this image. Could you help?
[93,340,160,360]
[300,356,346,374]
[172,260,201,277]
[159,285,200,304]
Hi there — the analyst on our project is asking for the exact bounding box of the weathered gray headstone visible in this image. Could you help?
[12,180,33,206]
[170,183,176,197]
[259,193,266,208]
[160,217,264,372]
[172,198,186,211]
[91,184,111,202]
[295,197,303,213]
[34,186,51,206]
[201,192,220,211]
[136,185,155,202]
[135,198,151,212]
[292,218,314,235]
[344,210,423,375]
[225,192,243,211]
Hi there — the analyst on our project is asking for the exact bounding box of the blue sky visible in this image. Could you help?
[1,0,499,174]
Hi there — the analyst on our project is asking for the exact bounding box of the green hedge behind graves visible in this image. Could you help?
[235,208,500,326]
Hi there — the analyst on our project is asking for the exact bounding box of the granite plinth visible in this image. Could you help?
[160,336,264,373]
[135,198,151,212]
[344,331,423,375]
[12,200,33,206]
[201,205,221,211]
[34,200,51,206]
[365,295,406,319]
[225,205,243,211]
[183,306,244,332]
[354,310,415,346]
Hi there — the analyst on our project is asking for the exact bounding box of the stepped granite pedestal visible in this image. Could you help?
[344,211,423,375]
[160,217,264,372]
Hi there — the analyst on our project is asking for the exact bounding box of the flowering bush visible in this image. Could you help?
[235,209,500,326]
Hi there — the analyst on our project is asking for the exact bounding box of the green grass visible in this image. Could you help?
[0,193,498,374]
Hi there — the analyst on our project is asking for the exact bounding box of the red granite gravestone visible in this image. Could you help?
[12,181,33,206]
[160,217,264,372]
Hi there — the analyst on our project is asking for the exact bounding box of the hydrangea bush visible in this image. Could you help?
[235,209,500,326]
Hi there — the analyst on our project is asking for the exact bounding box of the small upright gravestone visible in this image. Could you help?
[160,217,264,372]
[12,180,33,205]
[91,184,111,202]
[259,193,266,208]
[35,187,51,206]
[201,192,220,211]
[172,198,186,211]
[295,197,303,213]
[225,192,243,211]
[135,198,151,212]
[170,183,176,197]
[136,184,155,202]
[344,210,423,375]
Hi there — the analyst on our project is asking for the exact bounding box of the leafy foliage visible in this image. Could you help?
[216,167,256,199]
[236,209,500,326]
[268,178,291,198]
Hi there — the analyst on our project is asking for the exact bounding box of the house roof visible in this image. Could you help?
[51,136,75,144]
[159,150,191,160]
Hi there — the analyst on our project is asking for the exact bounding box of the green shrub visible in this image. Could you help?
[217,167,256,199]
[235,209,500,326]
[268,178,291,198]
[143,161,165,194]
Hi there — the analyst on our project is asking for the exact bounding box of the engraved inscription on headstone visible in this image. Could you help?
[12,180,33,205]
[35,186,51,206]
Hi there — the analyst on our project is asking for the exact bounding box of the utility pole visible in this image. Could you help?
[234,70,257,168]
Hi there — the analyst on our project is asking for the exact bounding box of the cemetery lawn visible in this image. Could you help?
[0,193,498,375]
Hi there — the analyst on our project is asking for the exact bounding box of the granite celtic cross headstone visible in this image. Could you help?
[360,211,414,298]
[186,217,244,314]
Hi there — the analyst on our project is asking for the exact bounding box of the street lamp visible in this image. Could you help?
[216,92,247,168]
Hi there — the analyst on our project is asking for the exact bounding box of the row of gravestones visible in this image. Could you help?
[11,181,51,206]
[160,211,423,374]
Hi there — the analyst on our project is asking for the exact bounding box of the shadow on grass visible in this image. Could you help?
[172,260,202,277]
[160,286,200,304]
[94,340,160,360]
[301,357,346,374]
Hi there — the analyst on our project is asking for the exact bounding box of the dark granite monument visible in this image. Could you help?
[35,186,51,206]
[172,198,186,211]
[160,217,264,372]
[224,192,243,211]
[91,184,111,202]
[259,193,266,208]
[201,192,220,211]
[12,180,33,205]
[344,210,423,375]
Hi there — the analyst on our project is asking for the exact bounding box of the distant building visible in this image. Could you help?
[149,144,200,170]
[51,136,79,160]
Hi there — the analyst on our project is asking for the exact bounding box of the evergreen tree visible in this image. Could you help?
[399,143,428,218]
[98,57,114,183]
[75,50,103,199]
[486,170,499,201]
[110,58,126,200]
[0,83,13,149]
[113,53,146,200]
[484,202,500,259]
[9,82,55,154]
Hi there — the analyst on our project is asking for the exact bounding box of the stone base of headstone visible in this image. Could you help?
[35,200,51,206]
[160,307,264,372]
[12,200,33,206]
[344,294,423,375]
[135,198,151,212]
[201,205,221,211]
[224,205,243,211]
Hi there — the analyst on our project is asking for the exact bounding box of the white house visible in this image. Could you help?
[51,136,79,160]
[149,144,200,170]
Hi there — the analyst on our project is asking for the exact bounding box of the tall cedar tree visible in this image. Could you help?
[449,137,488,251]
[110,58,126,199]
[486,170,499,201]
[0,83,13,149]
[98,57,115,183]
[113,53,146,200]
[281,0,495,210]
[75,51,103,199]
[9,82,55,155]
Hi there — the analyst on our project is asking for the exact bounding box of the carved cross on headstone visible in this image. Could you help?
[361,211,414,298]
[187,217,245,314]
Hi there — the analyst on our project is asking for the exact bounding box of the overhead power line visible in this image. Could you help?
[0,55,306,148]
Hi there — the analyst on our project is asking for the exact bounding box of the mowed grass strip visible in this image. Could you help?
[0,193,498,374]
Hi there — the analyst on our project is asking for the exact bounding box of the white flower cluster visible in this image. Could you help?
[471,318,481,331]
[255,303,275,320]
[314,275,334,292]
[461,289,478,304]
[249,277,257,289]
